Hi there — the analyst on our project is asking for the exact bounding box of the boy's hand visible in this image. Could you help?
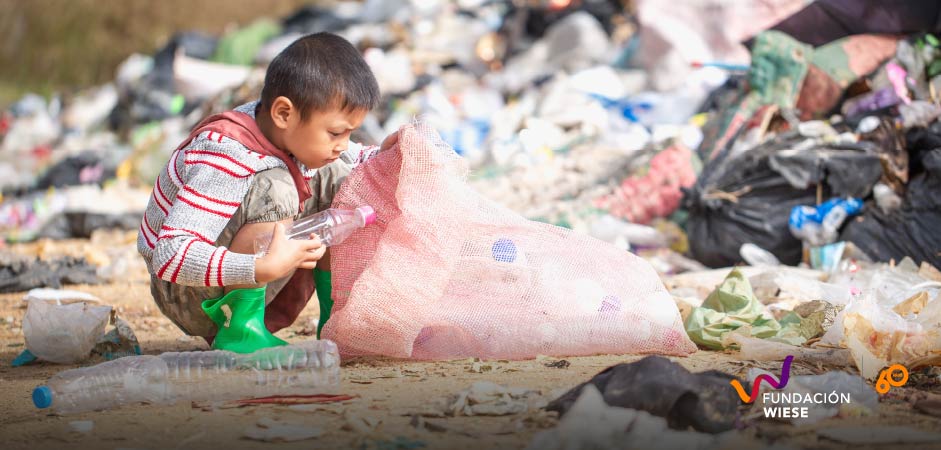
[379,130,399,152]
[255,223,326,283]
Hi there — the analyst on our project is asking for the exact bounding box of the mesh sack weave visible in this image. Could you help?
[324,122,696,359]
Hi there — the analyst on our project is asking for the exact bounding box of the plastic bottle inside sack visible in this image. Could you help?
[254,206,376,256]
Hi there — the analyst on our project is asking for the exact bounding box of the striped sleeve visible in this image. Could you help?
[349,141,381,166]
[150,134,258,287]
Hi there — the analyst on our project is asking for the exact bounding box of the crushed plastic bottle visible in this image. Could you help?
[33,340,340,414]
[254,206,377,257]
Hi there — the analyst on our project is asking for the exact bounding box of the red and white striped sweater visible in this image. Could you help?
[137,101,377,287]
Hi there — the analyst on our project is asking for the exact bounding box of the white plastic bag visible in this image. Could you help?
[23,298,112,364]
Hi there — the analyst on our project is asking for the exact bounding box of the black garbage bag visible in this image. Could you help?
[758,0,941,47]
[684,130,885,267]
[546,356,740,433]
[516,0,625,37]
[152,32,218,62]
[841,126,941,268]
[37,212,142,240]
[0,254,99,294]
[282,6,354,35]
[109,32,216,130]
[145,31,217,90]
[35,151,116,190]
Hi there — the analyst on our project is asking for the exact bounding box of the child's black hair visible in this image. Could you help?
[260,32,380,119]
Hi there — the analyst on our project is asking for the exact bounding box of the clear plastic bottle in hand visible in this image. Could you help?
[254,206,377,257]
[32,340,340,414]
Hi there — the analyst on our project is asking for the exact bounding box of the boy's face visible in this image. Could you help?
[272,98,367,169]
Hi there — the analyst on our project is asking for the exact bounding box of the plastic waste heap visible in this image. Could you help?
[32,340,339,414]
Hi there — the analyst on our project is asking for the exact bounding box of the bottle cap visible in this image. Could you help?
[33,386,53,409]
[357,206,377,226]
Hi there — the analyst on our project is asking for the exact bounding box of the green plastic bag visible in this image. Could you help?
[684,268,782,350]
[212,19,282,66]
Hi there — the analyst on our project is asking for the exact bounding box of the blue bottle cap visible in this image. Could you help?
[33,385,52,409]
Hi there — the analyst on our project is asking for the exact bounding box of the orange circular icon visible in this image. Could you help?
[875,364,909,394]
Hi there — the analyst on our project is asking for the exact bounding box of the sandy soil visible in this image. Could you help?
[1,235,940,450]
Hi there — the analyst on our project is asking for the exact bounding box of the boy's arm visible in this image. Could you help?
[348,130,398,165]
[347,141,381,166]
[151,137,258,287]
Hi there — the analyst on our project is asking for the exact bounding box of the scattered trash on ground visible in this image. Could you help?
[192,393,355,410]
[242,417,323,443]
[0,254,100,293]
[33,341,340,414]
[547,356,739,433]
[529,384,785,450]
[67,420,94,434]
[417,381,545,418]
[22,291,111,364]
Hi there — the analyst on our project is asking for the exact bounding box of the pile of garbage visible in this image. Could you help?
[1,1,938,277]
[673,257,941,379]
[2,0,939,367]
[686,27,941,270]
[0,1,763,262]
[0,0,937,345]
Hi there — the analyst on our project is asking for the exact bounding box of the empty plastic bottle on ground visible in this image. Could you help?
[32,340,340,414]
[254,206,376,256]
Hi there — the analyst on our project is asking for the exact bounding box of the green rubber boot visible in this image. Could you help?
[202,287,287,354]
[314,268,333,339]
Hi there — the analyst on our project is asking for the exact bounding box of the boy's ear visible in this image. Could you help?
[269,96,295,129]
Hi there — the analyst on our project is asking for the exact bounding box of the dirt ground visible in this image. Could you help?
[1,235,940,450]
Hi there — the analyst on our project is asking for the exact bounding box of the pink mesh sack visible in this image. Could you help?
[324,122,696,359]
